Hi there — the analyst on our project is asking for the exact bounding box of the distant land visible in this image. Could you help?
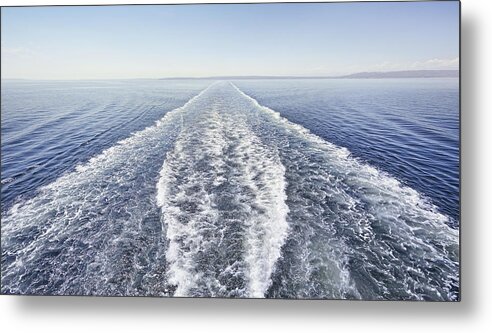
[159,70,459,80]
[2,70,459,81]
[340,70,459,78]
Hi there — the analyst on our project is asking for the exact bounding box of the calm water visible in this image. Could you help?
[233,79,460,224]
[1,80,212,206]
[0,79,459,300]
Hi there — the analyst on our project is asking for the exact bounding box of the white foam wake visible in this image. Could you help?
[231,82,459,300]
[1,79,459,300]
[156,82,289,297]
[1,85,212,296]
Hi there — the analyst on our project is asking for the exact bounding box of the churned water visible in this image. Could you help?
[1,79,459,300]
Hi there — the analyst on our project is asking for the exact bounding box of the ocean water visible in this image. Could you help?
[0,79,459,300]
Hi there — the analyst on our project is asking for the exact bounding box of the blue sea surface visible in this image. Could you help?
[233,78,460,224]
[1,79,212,206]
[0,79,459,300]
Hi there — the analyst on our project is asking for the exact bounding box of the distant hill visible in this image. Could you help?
[339,70,459,79]
[159,70,459,80]
[159,75,321,80]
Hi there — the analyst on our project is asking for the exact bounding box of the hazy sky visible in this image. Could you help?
[1,2,460,79]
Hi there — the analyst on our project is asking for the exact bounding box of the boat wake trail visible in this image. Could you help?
[0,89,206,296]
[1,81,459,300]
[157,83,289,297]
[232,83,458,300]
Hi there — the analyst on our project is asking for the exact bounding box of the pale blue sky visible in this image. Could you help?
[1,2,459,79]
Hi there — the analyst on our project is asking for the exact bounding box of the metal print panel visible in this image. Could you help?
[0,1,460,300]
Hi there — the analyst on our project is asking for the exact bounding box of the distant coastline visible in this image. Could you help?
[340,70,459,79]
[2,70,459,81]
[158,70,459,80]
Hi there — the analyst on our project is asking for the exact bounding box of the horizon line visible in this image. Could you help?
[1,69,460,81]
